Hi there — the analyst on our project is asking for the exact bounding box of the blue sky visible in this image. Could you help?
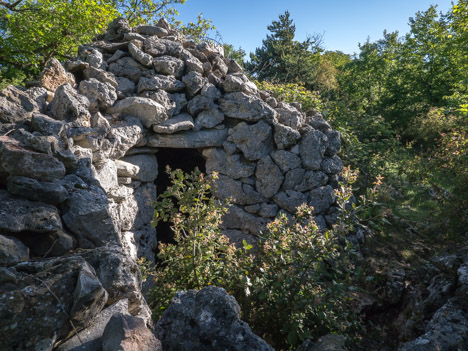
[174,0,454,56]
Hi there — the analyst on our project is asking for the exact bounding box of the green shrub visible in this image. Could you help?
[147,167,362,349]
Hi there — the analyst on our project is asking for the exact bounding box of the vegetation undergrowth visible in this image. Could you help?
[146,167,365,350]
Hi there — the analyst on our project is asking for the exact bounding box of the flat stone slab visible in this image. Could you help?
[148,129,228,148]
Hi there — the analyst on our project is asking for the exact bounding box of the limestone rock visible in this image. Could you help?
[104,17,131,41]
[156,287,274,351]
[273,122,301,150]
[128,42,153,67]
[275,102,305,130]
[40,58,76,92]
[61,185,120,248]
[0,85,42,123]
[211,174,265,205]
[271,150,301,173]
[187,95,215,116]
[325,130,341,156]
[102,313,161,351]
[0,190,62,234]
[153,55,185,78]
[194,108,224,130]
[273,190,307,214]
[0,234,29,265]
[56,299,130,351]
[83,67,118,89]
[255,155,284,198]
[7,175,68,205]
[203,148,255,179]
[108,57,144,83]
[48,84,91,127]
[182,71,207,97]
[137,75,185,94]
[308,185,336,214]
[219,92,277,122]
[108,115,145,159]
[109,97,168,128]
[144,37,184,57]
[221,205,268,235]
[148,129,228,148]
[79,78,117,111]
[119,154,158,182]
[153,113,194,134]
[297,171,328,192]
[321,156,343,174]
[300,130,328,170]
[228,121,273,161]
[31,113,67,136]
[222,73,257,95]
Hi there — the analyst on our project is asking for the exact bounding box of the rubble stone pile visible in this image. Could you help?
[0,17,344,350]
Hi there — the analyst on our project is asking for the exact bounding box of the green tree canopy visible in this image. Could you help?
[246,11,323,91]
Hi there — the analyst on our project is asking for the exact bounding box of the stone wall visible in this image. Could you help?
[0,17,343,350]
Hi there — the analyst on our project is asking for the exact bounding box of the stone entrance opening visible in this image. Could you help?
[154,148,206,245]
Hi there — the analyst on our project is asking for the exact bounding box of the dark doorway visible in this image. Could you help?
[154,148,206,245]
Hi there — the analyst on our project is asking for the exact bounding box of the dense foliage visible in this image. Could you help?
[148,168,362,349]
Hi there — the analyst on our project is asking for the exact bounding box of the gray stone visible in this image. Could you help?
[273,190,308,214]
[30,113,67,136]
[273,122,301,150]
[128,42,153,67]
[308,185,336,214]
[201,83,222,100]
[64,59,89,73]
[137,75,185,94]
[255,155,284,198]
[79,246,151,320]
[55,299,129,351]
[48,84,91,127]
[61,185,120,248]
[258,203,279,218]
[144,37,184,57]
[79,78,117,111]
[184,53,204,74]
[321,156,343,174]
[0,190,62,234]
[169,93,187,116]
[70,262,108,329]
[228,121,273,161]
[40,58,76,92]
[107,50,127,64]
[221,205,268,235]
[108,57,144,83]
[109,97,168,128]
[7,175,69,205]
[124,32,146,42]
[187,95,216,116]
[135,25,168,37]
[0,234,29,265]
[325,130,341,156]
[148,129,228,148]
[92,159,118,193]
[33,229,75,257]
[116,76,136,97]
[223,73,257,95]
[115,159,139,177]
[194,108,224,130]
[300,130,328,170]
[271,150,301,173]
[219,92,277,122]
[121,154,158,182]
[0,85,41,123]
[224,58,243,74]
[83,67,118,89]
[182,71,207,97]
[283,168,306,190]
[102,313,161,351]
[0,256,98,350]
[91,112,111,136]
[108,184,134,203]
[306,115,332,132]
[104,17,131,41]
[297,171,328,191]
[92,41,130,54]
[118,183,157,232]
[211,54,229,76]
[140,90,176,116]
[156,287,273,351]
[211,174,265,205]
[153,113,194,134]
[275,102,305,130]
[153,56,185,78]
[78,46,106,70]
[244,204,261,214]
[203,148,255,179]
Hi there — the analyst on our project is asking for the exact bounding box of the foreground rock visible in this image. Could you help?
[156,287,274,351]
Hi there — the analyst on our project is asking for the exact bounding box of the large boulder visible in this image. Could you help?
[155,287,274,351]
